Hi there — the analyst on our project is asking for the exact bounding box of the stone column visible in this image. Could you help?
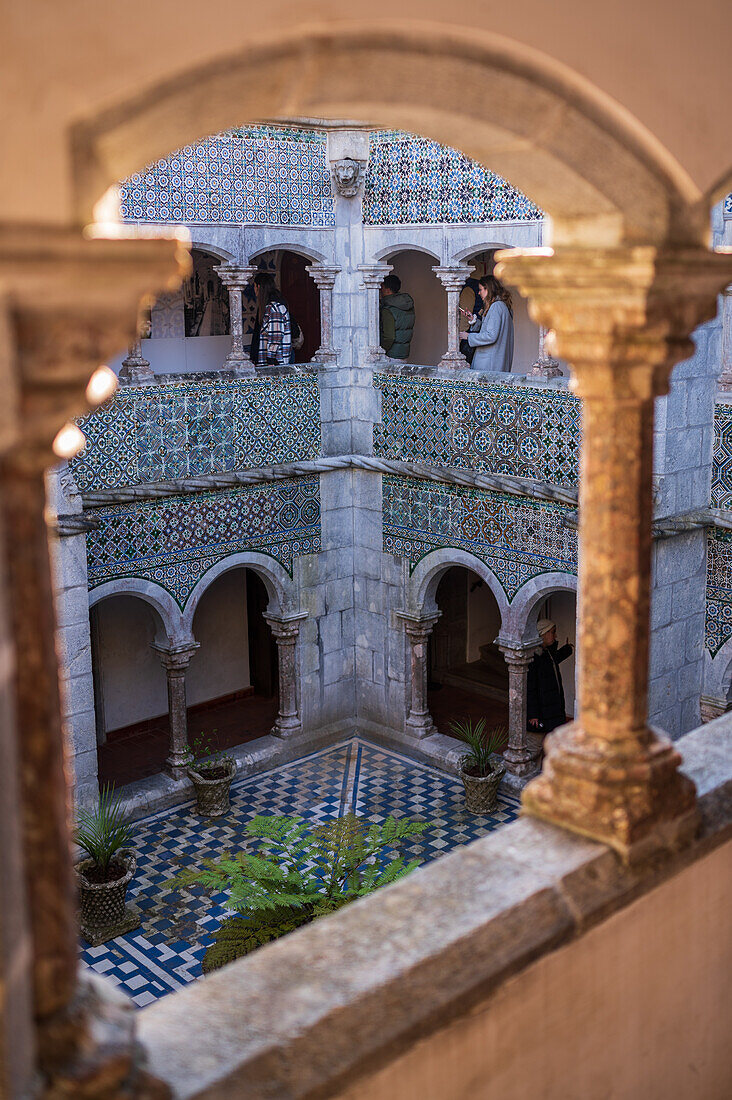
[265,612,307,737]
[397,612,440,739]
[433,265,474,370]
[717,286,732,391]
[217,264,256,375]
[496,244,732,861]
[0,224,186,1092]
[527,326,563,380]
[497,641,538,777]
[119,337,154,386]
[358,263,392,363]
[152,642,200,777]
[306,264,340,365]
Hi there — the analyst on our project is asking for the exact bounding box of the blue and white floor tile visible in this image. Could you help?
[80,738,520,1006]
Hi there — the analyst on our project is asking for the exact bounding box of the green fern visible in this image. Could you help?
[166,812,430,972]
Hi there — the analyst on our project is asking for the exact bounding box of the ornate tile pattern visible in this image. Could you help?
[705,528,732,655]
[383,475,577,598]
[119,127,335,226]
[71,377,321,492]
[724,192,732,219]
[85,478,321,606]
[711,400,732,509]
[374,374,580,488]
[364,131,541,225]
[80,738,520,1006]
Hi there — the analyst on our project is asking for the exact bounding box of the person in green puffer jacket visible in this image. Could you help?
[379,274,415,359]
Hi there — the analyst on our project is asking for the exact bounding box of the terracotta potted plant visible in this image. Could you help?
[75,783,141,946]
[184,730,237,817]
[450,718,507,815]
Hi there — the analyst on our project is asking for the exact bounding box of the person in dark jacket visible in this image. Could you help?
[527,618,573,736]
[379,274,415,359]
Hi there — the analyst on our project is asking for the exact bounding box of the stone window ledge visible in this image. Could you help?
[375,364,570,390]
[137,718,732,1098]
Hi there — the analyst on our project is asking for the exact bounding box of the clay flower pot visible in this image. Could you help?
[187,758,237,817]
[76,848,140,946]
[460,760,506,815]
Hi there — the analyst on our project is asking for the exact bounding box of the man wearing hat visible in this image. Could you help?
[527,619,574,740]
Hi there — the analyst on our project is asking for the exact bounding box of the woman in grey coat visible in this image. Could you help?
[462,275,514,372]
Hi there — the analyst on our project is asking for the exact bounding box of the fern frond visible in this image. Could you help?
[201,909,311,974]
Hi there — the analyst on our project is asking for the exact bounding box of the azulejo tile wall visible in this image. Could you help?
[383,476,577,598]
[119,127,335,226]
[86,478,321,607]
[724,192,732,219]
[364,131,541,225]
[71,377,321,493]
[711,400,732,509]
[705,528,732,656]
[374,374,580,489]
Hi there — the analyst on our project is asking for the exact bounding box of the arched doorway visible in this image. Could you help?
[382,249,441,365]
[427,566,508,735]
[248,249,322,364]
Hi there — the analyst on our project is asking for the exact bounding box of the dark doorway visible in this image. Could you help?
[280,251,321,362]
[246,569,279,698]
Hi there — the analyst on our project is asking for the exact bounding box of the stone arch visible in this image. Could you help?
[451,242,514,264]
[503,571,578,645]
[88,578,185,646]
[74,27,699,246]
[406,547,510,624]
[248,242,329,265]
[373,242,442,263]
[190,240,237,263]
[181,551,294,636]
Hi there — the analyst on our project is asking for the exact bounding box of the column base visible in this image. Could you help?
[225,357,255,376]
[438,351,468,370]
[502,746,537,777]
[405,715,437,740]
[313,347,338,366]
[521,721,699,863]
[271,718,302,739]
[164,760,189,780]
[119,364,156,386]
[527,358,563,380]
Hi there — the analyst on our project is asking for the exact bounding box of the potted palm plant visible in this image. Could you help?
[75,784,140,946]
[450,718,507,814]
[184,730,237,817]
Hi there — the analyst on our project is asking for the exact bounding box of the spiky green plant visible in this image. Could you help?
[450,717,507,777]
[75,783,132,874]
[165,812,430,972]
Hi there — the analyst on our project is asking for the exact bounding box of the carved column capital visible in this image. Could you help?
[151,641,200,673]
[496,641,538,669]
[357,262,393,289]
[432,264,474,291]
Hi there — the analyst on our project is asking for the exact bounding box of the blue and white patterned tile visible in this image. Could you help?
[79,739,519,1006]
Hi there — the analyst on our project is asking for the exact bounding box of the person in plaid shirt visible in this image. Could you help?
[253,272,292,366]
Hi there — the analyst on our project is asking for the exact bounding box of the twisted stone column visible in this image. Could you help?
[433,265,474,370]
[217,264,256,375]
[306,264,340,365]
[358,263,392,363]
[497,642,538,777]
[0,223,186,1092]
[152,642,200,777]
[265,613,307,737]
[717,285,732,391]
[398,611,440,739]
[496,244,732,861]
[119,337,155,386]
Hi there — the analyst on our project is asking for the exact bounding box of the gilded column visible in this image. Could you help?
[217,264,256,375]
[358,263,392,363]
[496,244,732,861]
[497,642,538,776]
[152,642,200,777]
[433,265,474,369]
[398,611,440,739]
[306,264,340,365]
[265,612,307,738]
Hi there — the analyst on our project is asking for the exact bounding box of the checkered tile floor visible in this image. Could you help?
[80,738,519,1006]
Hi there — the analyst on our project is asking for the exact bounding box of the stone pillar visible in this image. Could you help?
[0,224,186,1092]
[153,642,200,777]
[717,286,732,391]
[398,612,440,739]
[358,263,392,363]
[265,612,307,738]
[433,265,474,370]
[119,337,154,386]
[497,642,538,777]
[496,244,732,861]
[217,264,256,375]
[527,326,563,380]
[306,264,340,365]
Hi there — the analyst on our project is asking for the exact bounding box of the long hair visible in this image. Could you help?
[253,271,287,314]
[479,275,513,317]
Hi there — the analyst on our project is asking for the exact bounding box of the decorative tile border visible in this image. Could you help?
[86,478,321,606]
[374,374,580,489]
[706,527,732,656]
[71,377,321,493]
[711,400,732,509]
[364,131,540,225]
[383,475,577,598]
